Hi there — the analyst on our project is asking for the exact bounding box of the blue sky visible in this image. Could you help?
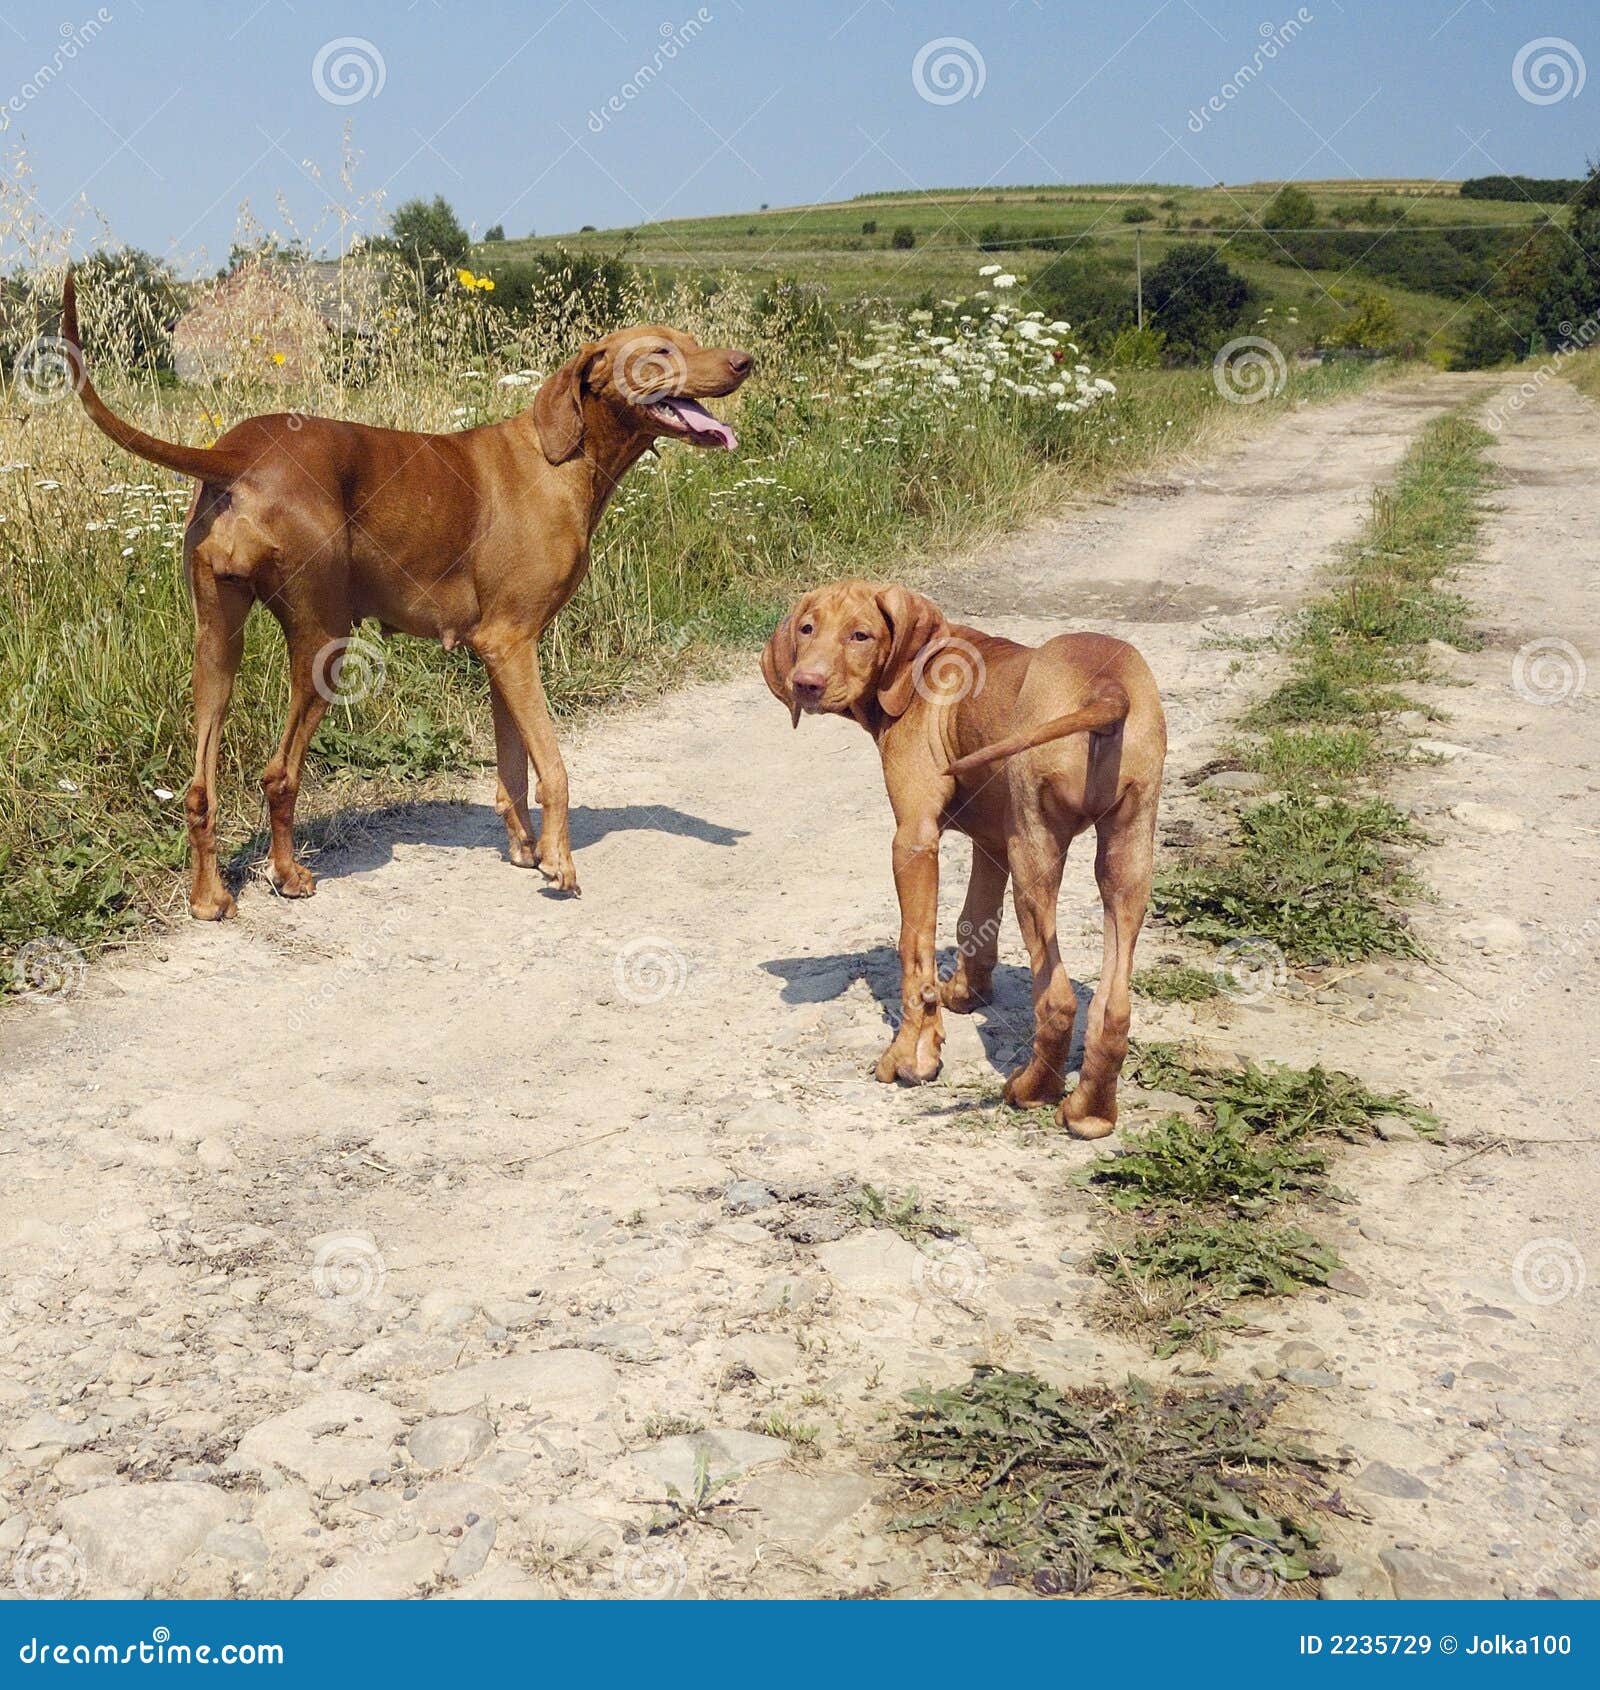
[0,0,1593,271]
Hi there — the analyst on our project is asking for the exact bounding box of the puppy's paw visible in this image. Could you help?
[270,861,317,899]
[1060,1094,1117,1139]
[536,844,580,894]
[939,975,990,1014]
[189,890,237,922]
[1003,1060,1065,1108]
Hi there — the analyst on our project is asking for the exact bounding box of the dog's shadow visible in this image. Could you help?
[762,945,1092,1080]
[228,798,745,892]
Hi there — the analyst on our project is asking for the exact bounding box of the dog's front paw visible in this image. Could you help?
[507,838,539,869]
[270,861,317,899]
[189,890,237,921]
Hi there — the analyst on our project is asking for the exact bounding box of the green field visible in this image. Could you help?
[477,179,1554,361]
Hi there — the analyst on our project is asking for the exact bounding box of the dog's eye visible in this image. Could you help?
[798,622,814,636]
[849,630,872,642]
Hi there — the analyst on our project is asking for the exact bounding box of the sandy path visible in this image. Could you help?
[2,370,1591,1601]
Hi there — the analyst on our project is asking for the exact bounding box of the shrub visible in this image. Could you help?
[891,226,917,250]
[1141,243,1254,364]
[861,219,878,235]
[1259,184,1317,229]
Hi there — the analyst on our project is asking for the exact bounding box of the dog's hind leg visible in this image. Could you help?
[1061,792,1156,1140]
[941,842,1007,1012]
[185,564,253,920]
[1002,830,1073,1108]
[490,681,538,869]
[259,619,343,899]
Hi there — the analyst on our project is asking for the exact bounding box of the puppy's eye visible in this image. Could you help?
[849,630,872,642]
[798,622,814,636]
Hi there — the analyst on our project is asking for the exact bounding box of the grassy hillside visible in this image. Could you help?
[477,179,1552,361]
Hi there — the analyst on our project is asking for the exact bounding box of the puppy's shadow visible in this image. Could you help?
[230,799,745,891]
[762,946,1092,1078]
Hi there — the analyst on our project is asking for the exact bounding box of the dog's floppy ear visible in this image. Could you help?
[761,600,805,728]
[533,344,601,465]
[875,584,947,718]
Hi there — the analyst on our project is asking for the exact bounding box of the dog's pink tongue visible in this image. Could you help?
[670,397,737,449]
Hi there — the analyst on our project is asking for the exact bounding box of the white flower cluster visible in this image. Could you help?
[847,264,1117,416]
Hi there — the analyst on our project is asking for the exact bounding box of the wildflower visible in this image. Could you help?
[271,352,286,366]
[992,273,1017,289]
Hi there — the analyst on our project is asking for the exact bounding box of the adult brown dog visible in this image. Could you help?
[762,581,1164,1139]
[61,268,751,917]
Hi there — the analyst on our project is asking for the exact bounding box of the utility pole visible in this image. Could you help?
[1135,228,1143,330]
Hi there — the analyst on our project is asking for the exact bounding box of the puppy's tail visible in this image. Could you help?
[61,267,251,482]
[945,679,1129,779]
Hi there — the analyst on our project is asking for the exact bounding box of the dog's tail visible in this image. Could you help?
[945,679,1130,779]
[61,267,251,482]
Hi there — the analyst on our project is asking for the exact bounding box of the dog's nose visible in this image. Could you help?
[791,668,825,701]
[727,351,753,379]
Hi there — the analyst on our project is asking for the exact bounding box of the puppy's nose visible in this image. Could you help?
[791,668,825,701]
[727,351,753,379]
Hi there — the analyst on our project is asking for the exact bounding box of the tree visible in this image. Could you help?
[1260,184,1318,230]
[1531,162,1600,351]
[1141,243,1254,363]
[483,223,505,242]
[386,196,471,269]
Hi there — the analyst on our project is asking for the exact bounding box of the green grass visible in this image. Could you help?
[890,1368,1335,1597]
[849,1184,961,1242]
[1132,962,1220,1003]
[1159,408,1495,965]
[1240,725,1381,793]
[1155,793,1421,964]
[1086,1043,1433,1352]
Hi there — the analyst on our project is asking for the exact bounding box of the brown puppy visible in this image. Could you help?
[762,580,1164,1139]
[61,268,751,918]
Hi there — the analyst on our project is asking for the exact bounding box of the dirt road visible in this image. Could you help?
[2,371,1594,1600]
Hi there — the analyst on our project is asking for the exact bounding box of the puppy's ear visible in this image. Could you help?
[874,584,947,718]
[761,604,803,728]
[533,344,600,465]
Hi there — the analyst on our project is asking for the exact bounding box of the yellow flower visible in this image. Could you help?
[477,276,495,292]
[457,268,477,290]
[271,351,286,366]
